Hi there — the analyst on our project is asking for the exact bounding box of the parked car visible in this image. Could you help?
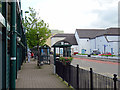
[99,52,112,56]
[91,49,101,55]
[74,52,78,55]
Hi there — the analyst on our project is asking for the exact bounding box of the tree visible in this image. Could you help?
[23,7,51,49]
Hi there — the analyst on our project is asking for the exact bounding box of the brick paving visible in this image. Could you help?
[16,59,68,88]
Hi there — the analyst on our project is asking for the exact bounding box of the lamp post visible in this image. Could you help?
[24,11,29,62]
[25,11,29,18]
[10,1,16,89]
[24,11,29,33]
[37,31,40,66]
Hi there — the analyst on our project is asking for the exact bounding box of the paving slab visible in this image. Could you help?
[16,60,69,88]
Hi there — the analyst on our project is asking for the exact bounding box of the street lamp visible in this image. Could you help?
[37,31,40,66]
[24,11,29,63]
[25,11,29,18]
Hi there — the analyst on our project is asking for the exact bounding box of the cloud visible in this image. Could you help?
[90,1,118,28]
[21,0,119,33]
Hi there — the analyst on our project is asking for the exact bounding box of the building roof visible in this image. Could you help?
[51,30,64,34]
[105,28,120,35]
[76,29,105,39]
[52,33,78,45]
[52,33,74,38]
[76,28,120,39]
[59,35,78,45]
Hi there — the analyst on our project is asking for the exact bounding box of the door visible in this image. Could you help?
[82,49,85,54]
[111,48,113,55]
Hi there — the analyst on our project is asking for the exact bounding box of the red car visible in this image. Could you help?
[99,52,112,56]
[74,52,78,55]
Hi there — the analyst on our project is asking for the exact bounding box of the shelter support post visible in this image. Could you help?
[54,47,56,74]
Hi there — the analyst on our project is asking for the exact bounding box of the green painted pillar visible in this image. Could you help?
[67,47,68,57]
[63,47,65,57]
[68,47,71,57]
[54,47,56,74]
[10,1,16,89]
[17,15,21,71]
[54,47,56,65]
[2,2,7,89]
[70,47,71,57]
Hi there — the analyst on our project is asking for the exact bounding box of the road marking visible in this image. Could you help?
[74,57,119,65]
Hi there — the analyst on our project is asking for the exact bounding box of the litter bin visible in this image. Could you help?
[88,54,91,57]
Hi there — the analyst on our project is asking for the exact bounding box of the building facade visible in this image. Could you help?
[45,29,64,47]
[0,0,26,89]
[51,33,78,55]
[75,28,120,55]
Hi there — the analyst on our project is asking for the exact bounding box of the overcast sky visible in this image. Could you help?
[21,0,119,33]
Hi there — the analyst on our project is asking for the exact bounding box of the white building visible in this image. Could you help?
[51,28,120,56]
[75,28,120,55]
[75,29,105,54]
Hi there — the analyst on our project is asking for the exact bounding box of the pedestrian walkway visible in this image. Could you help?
[16,59,68,88]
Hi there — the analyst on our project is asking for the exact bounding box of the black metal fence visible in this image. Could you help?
[56,61,120,90]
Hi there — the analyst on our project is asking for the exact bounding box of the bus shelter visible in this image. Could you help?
[39,45,50,65]
[52,41,72,74]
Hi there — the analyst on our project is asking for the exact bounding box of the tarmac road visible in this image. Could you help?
[71,56,119,78]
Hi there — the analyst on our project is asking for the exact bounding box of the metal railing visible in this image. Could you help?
[56,61,120,90]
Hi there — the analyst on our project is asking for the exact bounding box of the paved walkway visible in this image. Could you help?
[16,59,68,88]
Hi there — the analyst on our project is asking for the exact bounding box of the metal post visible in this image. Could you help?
[54,47,56,74]
[77,64,79,90]
[16,12,21,79]
[24,10,29,63]
[69,47,71,57]
[37,32,40,66]
[37,43,39,66]
[59,48,60,56]
[10,1,16,89]
[67,47,68,57]
[113,74,117,90]
[2,2,7,89]
[62,63,64,81]
[90,68,93,90]
[68,63,71,86]
[63,47,65,57]
[68,47,71,57]
[19,0,21,9]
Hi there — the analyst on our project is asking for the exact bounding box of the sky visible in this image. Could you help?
[21,0,119,33]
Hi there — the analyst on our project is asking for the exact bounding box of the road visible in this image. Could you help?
[71,56,119,78]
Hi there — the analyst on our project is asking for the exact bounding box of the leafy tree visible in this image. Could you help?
[23,7,51,48]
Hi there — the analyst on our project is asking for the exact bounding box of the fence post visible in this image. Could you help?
[68,63,71,86]
[90,68,93,90]
[62,64,64,81]
[77,64,79,90]
[113,74,117,90]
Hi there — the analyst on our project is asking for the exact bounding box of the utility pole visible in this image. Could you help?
[10,1,16,89]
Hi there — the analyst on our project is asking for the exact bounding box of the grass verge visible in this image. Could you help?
[56,74,74,90]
